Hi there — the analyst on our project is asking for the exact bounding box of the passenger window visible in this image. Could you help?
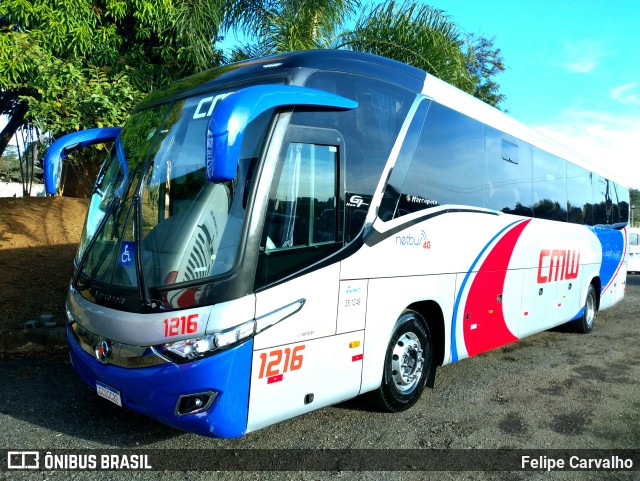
[567,163,593,225]
[397,102,484,214]
[485,128,532,216]
[593,175,613,225]
[616,184,629,224]
[379,100,430,221]
[532,148,567,222]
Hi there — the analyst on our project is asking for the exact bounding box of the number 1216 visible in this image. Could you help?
[258,345,305,379]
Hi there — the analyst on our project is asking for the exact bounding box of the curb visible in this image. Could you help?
[0,326,67,354]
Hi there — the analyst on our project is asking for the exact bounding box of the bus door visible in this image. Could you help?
[247,125,364,432]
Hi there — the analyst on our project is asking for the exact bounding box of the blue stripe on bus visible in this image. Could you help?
[450,219,525,363]
[588,226,626,293]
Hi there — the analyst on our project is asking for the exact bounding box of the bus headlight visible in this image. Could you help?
[155,320,255,363]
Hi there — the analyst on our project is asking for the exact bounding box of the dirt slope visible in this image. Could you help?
[0,196,88,329]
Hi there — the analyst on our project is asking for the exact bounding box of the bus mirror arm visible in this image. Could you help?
[206,85,357,183]
[44,127,122,195]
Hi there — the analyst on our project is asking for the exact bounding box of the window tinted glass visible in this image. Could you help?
[592,174,615,225]
[398,102,484,213]
[303,72,414,239]
[615,184,629,224]
[379,100,430,220]
[567,162,593,225]
[304,72,413,196]
[485,128,532,216]
[630,233,639,246]
[533,148,567,221]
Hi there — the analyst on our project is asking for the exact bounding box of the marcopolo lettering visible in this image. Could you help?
[537,249,580,284]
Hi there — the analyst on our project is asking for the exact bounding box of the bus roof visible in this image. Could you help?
[137,50,426,111]
[137,49,623,186]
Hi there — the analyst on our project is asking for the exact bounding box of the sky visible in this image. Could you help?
[3,1,639,189]
[420,0,640,188]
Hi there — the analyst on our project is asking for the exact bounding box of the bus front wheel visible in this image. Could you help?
[371,310,432,412]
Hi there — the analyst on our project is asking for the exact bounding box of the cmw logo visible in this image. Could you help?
[395,230,431,249]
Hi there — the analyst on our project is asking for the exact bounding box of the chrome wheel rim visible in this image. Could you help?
[390,331,424,393]
[585,293,595,329]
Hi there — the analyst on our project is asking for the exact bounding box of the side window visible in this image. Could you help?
[616,184,629,224]
[485,127,533,216]
[532,148,567,222]
[378,99,430,221]
[567,163,593,225]
[256,126,343,289]
[396,102,484,215]
[592,175,612,225]
[264,142,337,250]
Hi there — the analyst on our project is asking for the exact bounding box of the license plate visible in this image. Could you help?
[96,381,122,407]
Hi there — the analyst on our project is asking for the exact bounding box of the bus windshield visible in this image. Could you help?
[76,90,271,304]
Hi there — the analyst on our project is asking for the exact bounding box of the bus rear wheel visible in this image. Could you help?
[574,284,597,334]
[371,310,432,412]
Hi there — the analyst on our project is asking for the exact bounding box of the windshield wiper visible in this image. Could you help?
[133,194,152,309]
[72,197,119,289]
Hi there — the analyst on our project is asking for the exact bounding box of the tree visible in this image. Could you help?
[225,0,359,61]
[464,33,507,109]
[225,0,506,108]
[0,0,226,160]
[631,188,639,227]
[0,144,20,182]
[338,1,473,93]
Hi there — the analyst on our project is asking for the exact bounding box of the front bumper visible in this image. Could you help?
[67,323,253,438]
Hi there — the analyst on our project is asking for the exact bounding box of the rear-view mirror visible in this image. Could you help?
[206,84,357,182]
[44,127,122,195]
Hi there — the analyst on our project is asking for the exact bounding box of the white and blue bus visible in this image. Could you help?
[45,50,629,438]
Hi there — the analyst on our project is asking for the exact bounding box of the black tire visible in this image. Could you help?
[574,284,597,333]
[370,310,432,412]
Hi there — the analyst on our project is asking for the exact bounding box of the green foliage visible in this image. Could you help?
[226,0,507,108]
[0,145,20,182]
[0,0,226,144]
[631,188,639,227]
[226,0,360,60]
[20,56,140,135]
[338,1,472,92]
[464,34,507,110]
